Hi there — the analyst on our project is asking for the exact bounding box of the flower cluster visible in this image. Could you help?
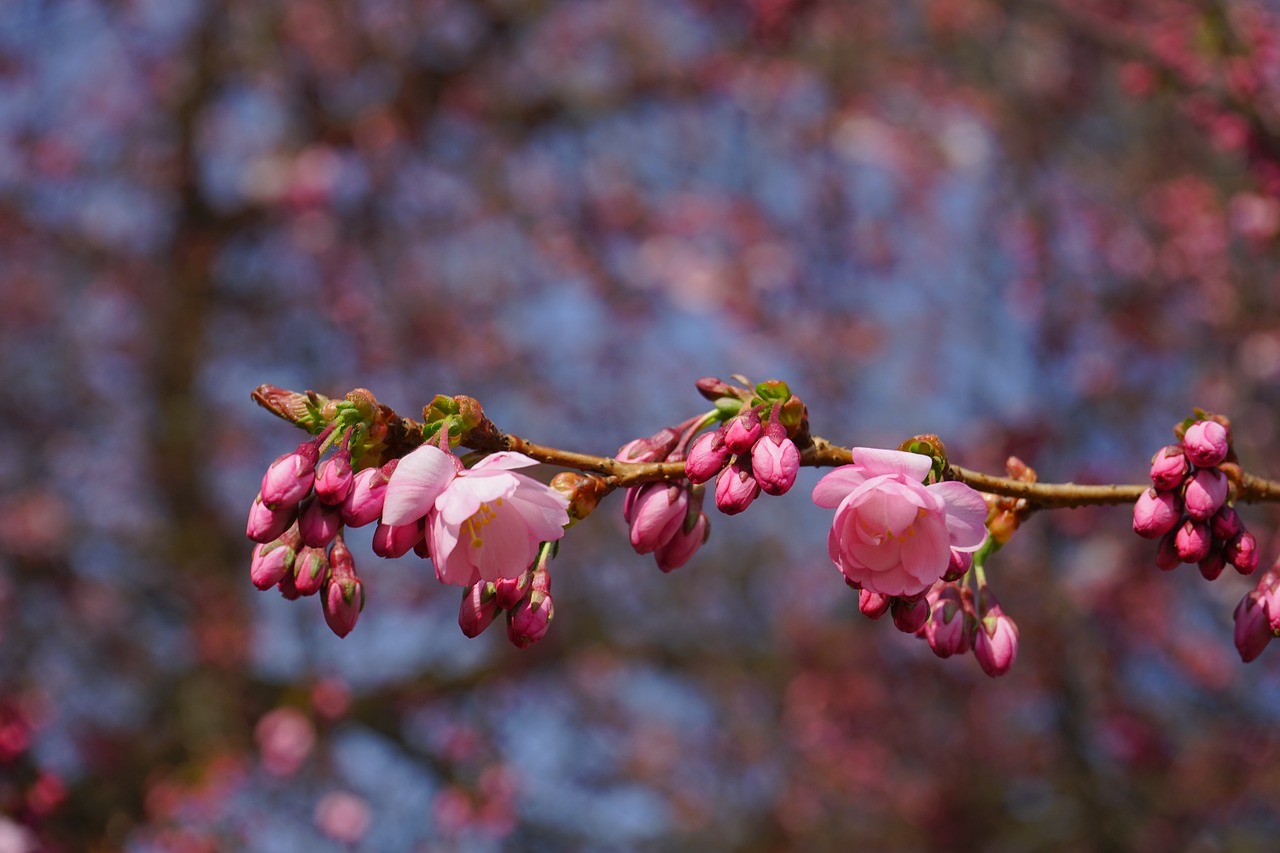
[247,433,379,637]
[812,448,1017,677]
[1132,418,1258,578]
[457,551,556,648]
[686,405,800,514]
[247,422,570,639]
[615,420,712,572]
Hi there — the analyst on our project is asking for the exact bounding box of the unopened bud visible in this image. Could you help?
[293,545,329,597]
[714,461,760,515]
[987,509,1019,545]
[858,588,890,620]
[299,497,342,548]
[1182,420,1229,468]
[261,440,321,510]
[1184,468,1228,521]
[321,537,363,637]
[974,587,1018,677]
[1234,589,1272,662]
[1132,488,1181,539]
[751,429,800,497]
[1226,530,1259,574]
[247,493,296,543]
[314,450,354,505]
[616,429,680,463]
[1211,505,1242,541]
[251,534,298,590]
[459,582,499,638]
[371,520,423,559]
[924,585,969,658]
[627,483,688,554]
[942,548,972,582]
[1198,547,1226,581]
[1149,445,1189,490]
[1174,519,1212,563]
[1155,531,1181,571]
[891,595,930,634]
[685,429,731,485]
[341,461,395,528]
[723,409,762,455]
[494,571,532,610]
[655,512,710,572]
[507,591,554,649]
[550,471,605,521]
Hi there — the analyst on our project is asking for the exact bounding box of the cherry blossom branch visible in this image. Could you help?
[251,384,1280,508]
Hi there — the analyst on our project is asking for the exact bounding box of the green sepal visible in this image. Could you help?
[714,396,743,418]
[897,434,948,484]
[754,380,791,402]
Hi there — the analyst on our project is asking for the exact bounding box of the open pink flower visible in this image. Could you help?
[812,448,988,597]
[382,447,570,586]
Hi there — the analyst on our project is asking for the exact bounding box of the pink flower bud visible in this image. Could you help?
[1211,505,1242,540]
[1234,589,1272,662]
[247,493,296,543]
[459,582,499,638]
[1174,519,1211,563]
[626,483,688,554]
[858,588,890,619]
[1184,468,1228,521]
[1132,488,1181,539]
[751,432,800,497]
[371,520,423,559]
[942,549,972,582]
[1198,547,1225,581]
[293,545,329,597]
[723,409,763,454]
[616,428,680,463]
[1182,420,1228,468]
[341,462,395,528]
[1261,572,1280,633]
[1149,445,1189,490]
[891,595,929,634]
[685,429,730,485]
[1155,531,1181,571]
[507,591,554,648]
[299,497,342,548]
[314,450,354,505]
[655,512,710,572]
[277,571,301,600]
[494,571,532,610]
[261,440,321,510]
[924,585,969,658]
[1226,530,1259,574]
[322,537,363,637]
[974,588,1018,677]
[714,461,760,515]
[251,533,298,590]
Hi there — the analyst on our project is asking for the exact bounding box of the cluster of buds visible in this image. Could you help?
[1133,417,1258,578]
[686,406,801,515]
[615,416,713,572]
[1234,561,1280,661]
[458,552,555,649]
[849,551,1019,678]
[246,417,406,637]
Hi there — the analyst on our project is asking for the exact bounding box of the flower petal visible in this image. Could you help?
[928,481,989,551]
[382,445,456,526]
[472,503,538,581]
[437,474,516,526]
[812,467,868,508]
[470,452,540,471]
[850,448,932,482]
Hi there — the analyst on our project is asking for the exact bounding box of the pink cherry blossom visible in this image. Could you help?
[812,448,988,597]
[382,446,570,586]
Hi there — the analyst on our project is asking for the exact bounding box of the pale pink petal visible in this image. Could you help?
[898,515,951,583]
[861,564,926,597]
[470,452,540,471]
[430,514,461,576]
[928,481,989,551]
[850,448,932,481]
[812,467,869,508]
[844,484,924,540]
[472,504,539,581]
[382,445,456,526]
[507,474,572,510]
[437,475,516,526]
[510,494,570,540]
[846,537,903,574]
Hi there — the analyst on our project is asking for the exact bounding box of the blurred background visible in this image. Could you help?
[4,0,1280,849]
